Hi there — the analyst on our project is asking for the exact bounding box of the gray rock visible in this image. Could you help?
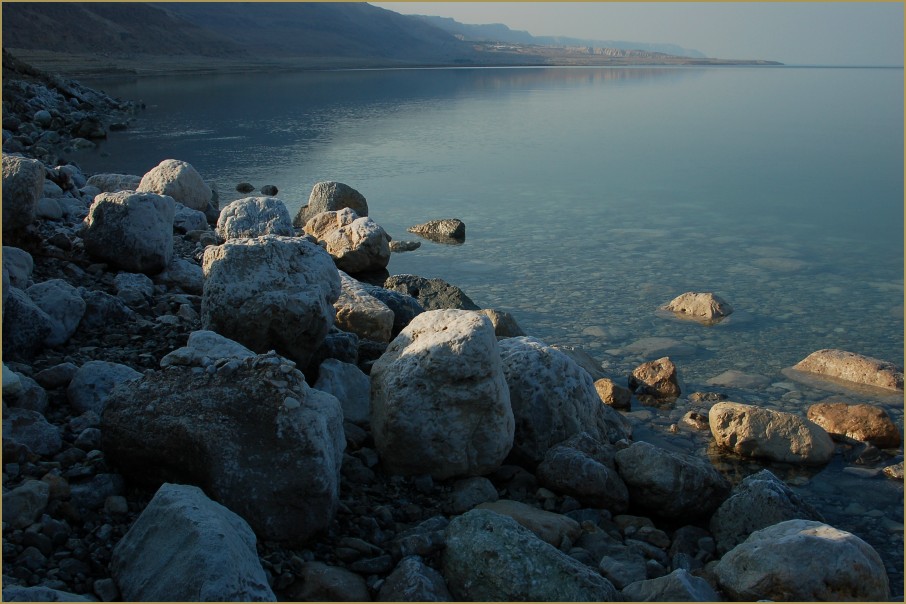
[216,196,293,240]
[201,235,340,368]
[407,218,465,242]
[136,159,212,211]
[614,441,730,519]
[2,479,51,529]
[77,288,137,331]
[111,483,275,601]
[361,284,425,337]
[70,473,125,510]
[714,519,890,601]
[113,272,154,307]
[3,363,24,398]
[314,358,371,425]
[293,181,368,227]
[287,561,370,602]
[34,360,79,390]
[172,202,209,234]
[155,256,204,295]
[536,432,628,513]
[260,184,278,196]
[379,556,452,601]
[83,191,175,274]
[442,509,620,601]
[2,155,44,235]
[3,246,34,289]
[35,197,62,220]
[2,408,62,456]
[26,278,86,346]
[160,330,255,368]
[384,274,479,311]
[334,272,394,342]
[8,374,48,414]
[2,585,91,602]
[447,476,499,514]
[2,287,53,360]
[598,552,648,589]
[102,352,345,543]
[622,568,720,601]
[709,469,823,555]
[85,172,142,193]
[476,499,581,547]
[706,369,772,390]
[67,360,142,415]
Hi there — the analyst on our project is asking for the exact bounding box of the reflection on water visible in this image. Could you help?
[74,66,903,595]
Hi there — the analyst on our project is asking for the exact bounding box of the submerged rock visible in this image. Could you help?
[806,401,901,448]
[407,218,465,243]
[790,348,903,392]
[661,291,733,323]
[629,356,681,403]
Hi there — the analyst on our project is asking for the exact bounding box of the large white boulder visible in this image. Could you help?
[371,309,514,479]
[136,159,211,211]
[709,401,835,465]
[82,191,175,274]
[661,291,733,322]
[498,336,631,466]
[216,196,293,240]
[110,483,275,601]
[304,208,391,273]
[201,235,341,368]
[2,155,44,235]
[790,348,903,391]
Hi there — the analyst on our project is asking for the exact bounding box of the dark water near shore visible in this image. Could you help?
[74,66,903,594]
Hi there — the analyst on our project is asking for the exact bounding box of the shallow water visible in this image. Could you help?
[74,65,904,595]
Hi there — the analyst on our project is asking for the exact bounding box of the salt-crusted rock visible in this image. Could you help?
[85,172,142,193]
[407,218,466,243]
[201,235,341,368]
[314,358,371,425]
[594,377,632,410]
[629,356,681,402]
[3,246,34,289]
[25,279,85,346]
[2,408,62,456]
[714,519,890,601]
[661,291,733,322]
[67,360,142,415]
[791,348,903,391]
[172,202,209,234]
[293,181,368,227]
[216,196,293,240]
[82,191,175,274]
[2,287,53,360]
[709,401,835,465]
[102,352,345,543]
[709,469,823,555]
[2,479,51,529]
[536,432,629,512]
[442,509,620,602]
[2,586,91,602]
[379,556,452,602]
[806,401,901,448]
[287,561,370,602]
[304,208,391,273]
[613,441,730,519]
[477,308,525,338]
[2,155,44,235]
[371,309,513,479]
[498,336,631,466]
[154,256,204,295]
[334,272,394,342]
[110,483,275,601]
[384,274,479,311]
[621,568,720,602]
[361,284,425,337]
[136,159,211,211]
[476,499,581,546]
[160,330,255,368]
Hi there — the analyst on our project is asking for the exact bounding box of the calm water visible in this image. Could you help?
[75,66,903,592]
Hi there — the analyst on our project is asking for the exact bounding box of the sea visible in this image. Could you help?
[73,65,904,594]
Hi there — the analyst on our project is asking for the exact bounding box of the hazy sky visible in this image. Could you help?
[373,2,904,65]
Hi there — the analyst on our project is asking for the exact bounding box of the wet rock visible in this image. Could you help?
[614,441,730,520]
[361,284,424,337]
[477,308,525,338]
[3,479,51,529]
[304,208,391,274]
[499,336,631,466]
[594,378,632,410]
[85,173,142,193]
[629,356,681,402]
[790,348,903,392]
[334,272,394,342]
[621,568,720,601]
[3,408,62,456]
[2,585,91,601]
[447,476,499,514]
[384,274,479,311]
[260,184,278,196]
[111,483,275,601]
[709,469,823,555]
[201,235,340,368]
[67,360,142,415]
[216,196,293,240]
[293,181,369,227]
[407,218,465,243]
[136,159,212,211]
[806,401,901,448]
[442,509,619,601]
[883,460,904,480]
[102,352,344,543]
[235,182,255,193]
[2,155,44,235]
[286,561,370,602]
[3,246,34,288]
[3,287,53,361]
[82,191,175,274]
[536,432,629,513]
[371,310,513,479]
[389,240,420,253]
[680,410,710,431]
[709,401,835,465]
[661,291,733,322]
[379,555,452,602]
[706,369,772,390]
[476,499,581,547]
[313,358,371,425]
[714,519,890,601]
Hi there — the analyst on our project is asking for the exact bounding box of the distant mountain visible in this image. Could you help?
[412,15,707,59]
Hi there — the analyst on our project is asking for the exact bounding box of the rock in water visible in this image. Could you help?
[384,274,479,311]
[215,196,293,240]
[442,509,620,601]
[371,309,513,479]
[2,155,44,236]
[201,235,340,368]
[713,519,890,601]
[82,191,175,274]
[110,483,275,601]
[790,348,904,391]
[101,352,345,543]
[407,218,465,243]
[293,180,368,227]
[304,208,391,273]
[806,401,901,448]
[136,158,212,211]
[709,401,835,465]
[629,356,681,402]
[661,291,733,322]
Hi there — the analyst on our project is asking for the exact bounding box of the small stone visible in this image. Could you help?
[104,495,129,515]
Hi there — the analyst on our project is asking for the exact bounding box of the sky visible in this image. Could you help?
[373,2,904,66]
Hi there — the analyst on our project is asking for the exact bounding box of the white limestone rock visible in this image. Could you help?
[26,279,85,347]
[806,401,901,448]
[172,202,209,234]
[136,159,211,211]
[334,271,394,342]
[160,330,255,368]
[216,196,293,240]
[293,180,369,227]
[313,358,371,425]
[790,348,904,392]
[85,172,141,193]
[305,208,391,273]
[2,155,44,235]
[662,291,733,322]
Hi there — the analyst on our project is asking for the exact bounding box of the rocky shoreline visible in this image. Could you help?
[2,59,904,602]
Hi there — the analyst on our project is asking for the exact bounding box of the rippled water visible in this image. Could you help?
[75,66,903,594]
